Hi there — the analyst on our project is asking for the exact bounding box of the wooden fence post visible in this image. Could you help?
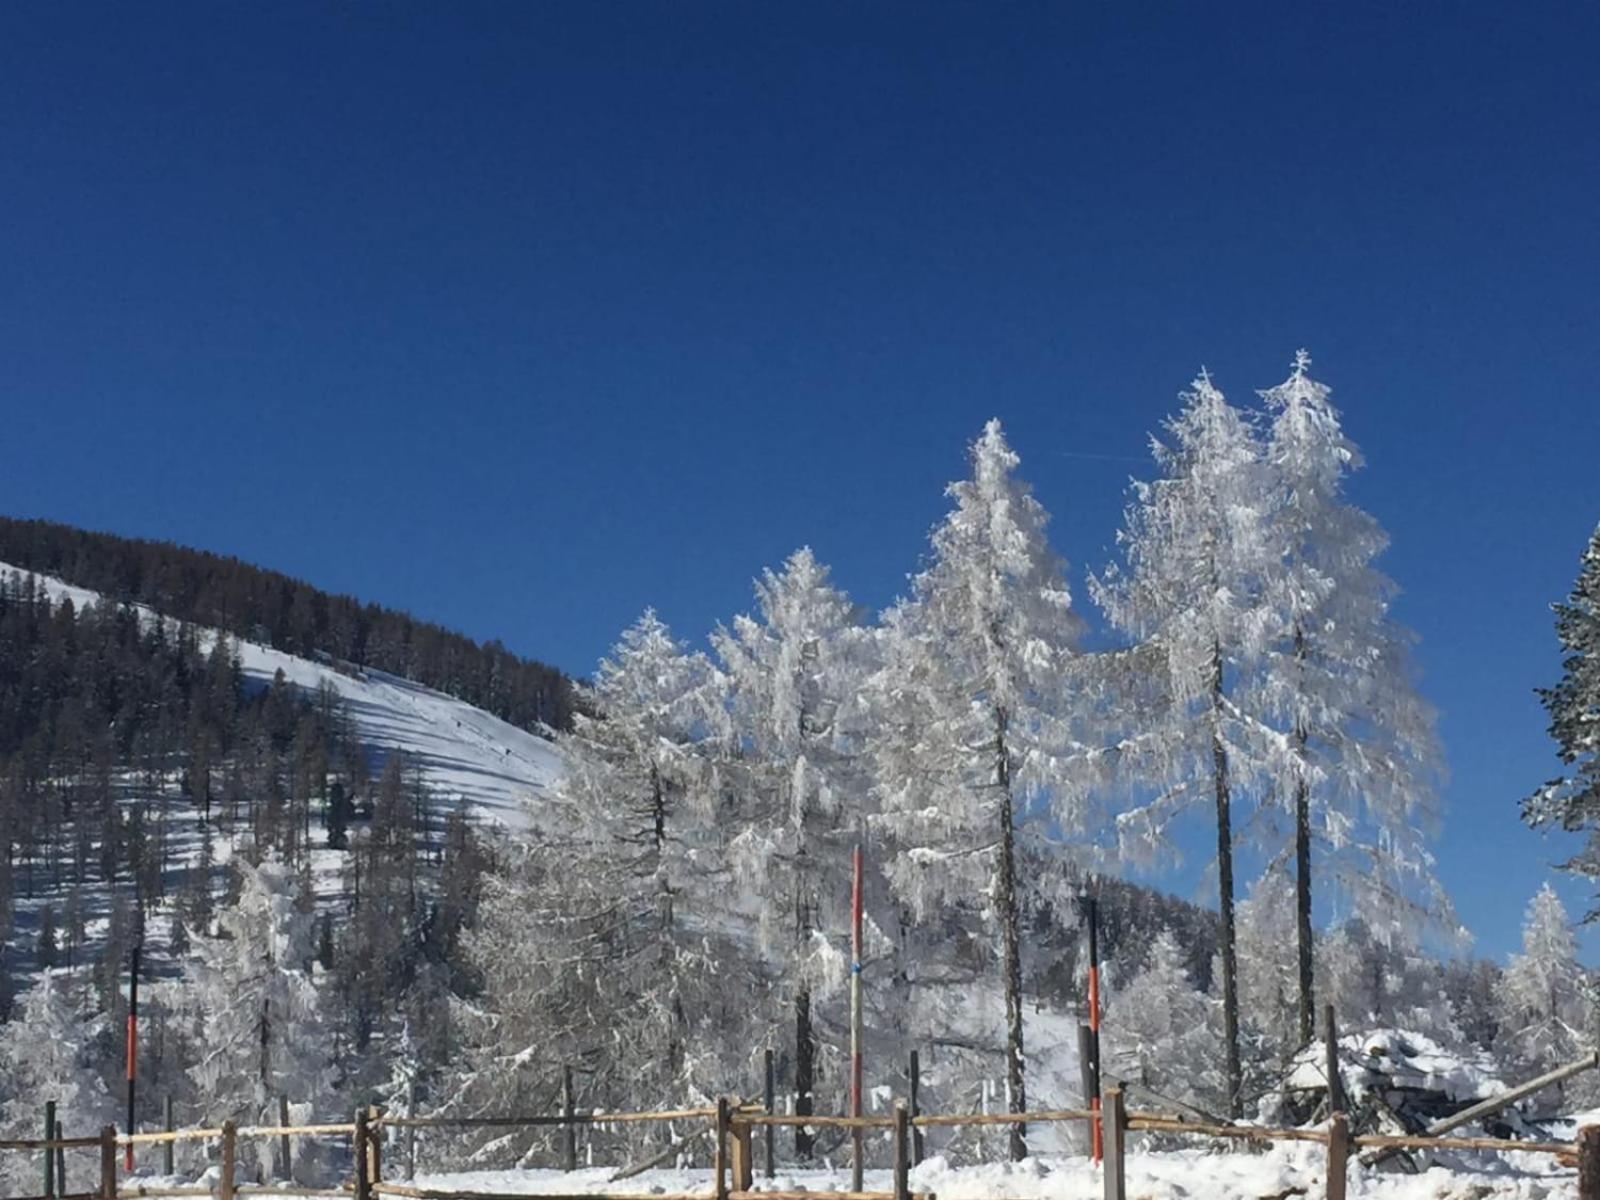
[1100,1086,1125,1200]
[219,1120,236,1200]
[730,1117,753,1194]
[1579,1125,1600,1200]
[98,1126,117,1200]
[354,1110,371,1200]
[1323,1005,1344,1116]
[562,1066,577,1172]
[909,1050,924,1167]
[162,1098,175,1177]
[55,1119,66,1198]
[1326,1112,1349,1200]
[713,1097,730,1200]
[892,1101,910,1200]
[368,1107,383,1186]
[763,1049,775,1180]
[277,1096,292,1181]
[44,1101,56,1199]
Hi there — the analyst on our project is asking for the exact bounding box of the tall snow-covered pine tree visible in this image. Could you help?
[872,419,1084,1159]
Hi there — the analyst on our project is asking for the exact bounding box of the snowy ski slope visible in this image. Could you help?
[1,561,564,829]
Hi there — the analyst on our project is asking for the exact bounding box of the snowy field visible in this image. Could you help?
[407,1152,1576,1200]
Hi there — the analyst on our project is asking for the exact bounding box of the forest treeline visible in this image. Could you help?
[0,517,576,732]
[0,564,499,1192]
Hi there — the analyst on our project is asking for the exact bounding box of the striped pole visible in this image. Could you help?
[850,844,864,1191]
[126,944,140,1173]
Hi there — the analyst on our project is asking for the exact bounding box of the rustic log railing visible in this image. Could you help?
[4,1092,1590,1200]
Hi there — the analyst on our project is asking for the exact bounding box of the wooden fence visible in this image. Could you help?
[2,1087,1592,1200]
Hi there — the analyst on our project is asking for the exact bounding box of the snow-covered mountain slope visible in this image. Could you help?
[3,561,564,829]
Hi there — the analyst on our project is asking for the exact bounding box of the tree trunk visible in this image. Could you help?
[1294,741,1314,1048]
[1211,644,1243,1118]
[1293,625,1315,1048]
[794,987,815,1161]
[994,707,1027,1160]
[650,763,666,854]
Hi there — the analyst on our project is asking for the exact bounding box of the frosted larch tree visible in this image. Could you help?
[1091,371,1278,1116]
[1235,865,1301,1059]
[1255,351,1447,1046]
[1106,931,1222,1112]
[450,611,751,1148]
[1496,884,1589,1087]
[713,549,871,1159]
[872,419,1085,1159]
[182,855,334,1174]
[0,973,114,1195]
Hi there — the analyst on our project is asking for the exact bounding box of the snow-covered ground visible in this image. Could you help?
[406,1151,1575,1200]
[1,562,564,830]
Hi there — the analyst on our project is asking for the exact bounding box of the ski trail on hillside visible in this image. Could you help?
[0,562,564,831]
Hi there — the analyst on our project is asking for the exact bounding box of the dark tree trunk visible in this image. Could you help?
[794,988,815,1161]
[1211,644,1243,1118]
[650,763,666,854]
[1293,625,1315,1048]
[994,706,1027,1160]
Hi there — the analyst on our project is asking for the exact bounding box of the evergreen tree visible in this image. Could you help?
[872,420,1086,1158]
[1092,371,1278,1116]
[181,855,335,1146]
[1234,866,1300,1061]
[0,974,114,1195]
[712,548,872,1158]
[1496,884,1589,1090]
[1255,351,1448,1045]
[1526,524,1600,902]
[1106,931,1222,1112]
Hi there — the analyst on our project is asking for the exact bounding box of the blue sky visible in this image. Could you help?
[2,3,1597,961]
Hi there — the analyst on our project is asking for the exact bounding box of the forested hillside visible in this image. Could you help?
[0,518,576,732]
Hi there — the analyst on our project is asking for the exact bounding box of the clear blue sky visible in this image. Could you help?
[2,3,1596,962]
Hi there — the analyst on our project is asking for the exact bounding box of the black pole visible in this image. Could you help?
[1082,895,1100,1100]
[44,1100,55,1199]
[763,1048,775,1179]
[908,1050,923,1166]
[126,945,140,1172]
[1081,892,1103,1162]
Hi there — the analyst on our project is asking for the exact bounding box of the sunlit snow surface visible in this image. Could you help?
[406,1152,1574,1200]
[1,562,563,830]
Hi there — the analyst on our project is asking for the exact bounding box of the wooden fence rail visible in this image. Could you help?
[6,1093,1592,1200]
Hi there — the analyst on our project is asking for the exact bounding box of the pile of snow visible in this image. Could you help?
[1286,1028,1506,1106]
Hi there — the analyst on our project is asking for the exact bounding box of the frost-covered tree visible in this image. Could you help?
[1525,525,1600,904]
[1255,352,1448,1045]
[577,610,717,858]
[182,854,335,1157]
[871,419,1085,1158]
[1106,931,1222,1112]
[0,973,113,1195]
[1235,866,1301,1061]
[1496,884,1589,1086]
[451,614,749,1159]
[712,549,871,1157]
[1092,372,1278,1116]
